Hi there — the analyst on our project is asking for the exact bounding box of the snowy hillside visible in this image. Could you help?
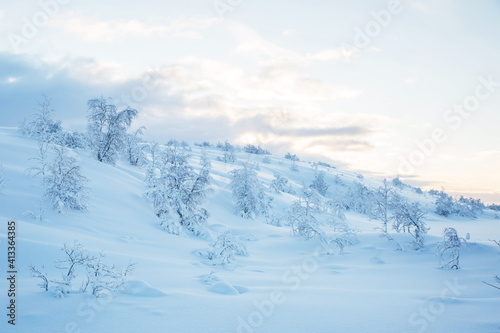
[0,126,499,333]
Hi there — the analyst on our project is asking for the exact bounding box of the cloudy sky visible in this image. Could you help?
[1,0,499,202]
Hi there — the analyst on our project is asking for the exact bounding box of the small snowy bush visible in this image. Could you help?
[437,227,465,269]
[30,242,135,298]
[198,231,248,266]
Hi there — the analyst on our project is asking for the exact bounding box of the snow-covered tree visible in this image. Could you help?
[310,171,328,196]
[43,146,90,213]
[287,187,323,239]
[437,227,465,269]
[145,143,212,235]
[87,97,138,164]
[290,159,299,172]
[124,127,147,166]
[25,141,50,178]
[20,96,62,143]
[345,181,374,214]
[285,187,357,253]
[434,190,484,219]
[370,179,394,233]
[392,198,428,250]
[435,190,454,217]
[270,173,288,193]
[229,164,271,219]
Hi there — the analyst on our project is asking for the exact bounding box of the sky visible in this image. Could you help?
[0,0,499,203]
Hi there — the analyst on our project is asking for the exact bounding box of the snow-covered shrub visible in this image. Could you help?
[83,253,135,298]
[198,231,248,266]
[310,171,328,196]
[290,160,299,172]
[243,144,270,155]
[30,242,135,298]
[194,141,212,148]
[20,96,62,143]
[437,228,465,269]
[145,144,212,236]
[392,197,428,250]
[43,146,90,213]
[284,153,299,161]
[261,156,271,164]
[434,190,484,219]
[229,164,271,219]
[270,173,288,194]
[87,97,138,164]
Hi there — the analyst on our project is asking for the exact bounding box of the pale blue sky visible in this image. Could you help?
[1,0,499,202]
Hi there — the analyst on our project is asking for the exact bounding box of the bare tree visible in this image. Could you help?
[392,198,428,250]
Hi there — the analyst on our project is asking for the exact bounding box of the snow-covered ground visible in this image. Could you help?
[0,127,499,333]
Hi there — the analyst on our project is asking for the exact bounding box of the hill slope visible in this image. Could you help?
[0,127,499,333]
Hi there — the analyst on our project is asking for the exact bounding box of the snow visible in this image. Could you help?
[0,127,499,332]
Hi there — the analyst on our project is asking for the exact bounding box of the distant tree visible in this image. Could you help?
[43,146,90,213]
[290,159,299,172]
[124,127,147,166]
[345,181,374,214]
[435,190,454,217]
[434,190,484,219]
[20,96,62,143]
[217,140,236,163]
[310,171,328,196]
[87,97,138,164]
[145,143,212,235]
[229,164,271,219]
[370,179,394,233]
[271,173,289,194]
[284,153,299,161]
[392,198,428,250]
[243,144,270,155]
[261,156,271,164]
[391,177,404,188]
[437,228,465,269]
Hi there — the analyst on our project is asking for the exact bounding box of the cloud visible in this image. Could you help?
[0,52,383,172]
[50,14,218,42]
[306,48,346,63]
[282,29,297,37]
